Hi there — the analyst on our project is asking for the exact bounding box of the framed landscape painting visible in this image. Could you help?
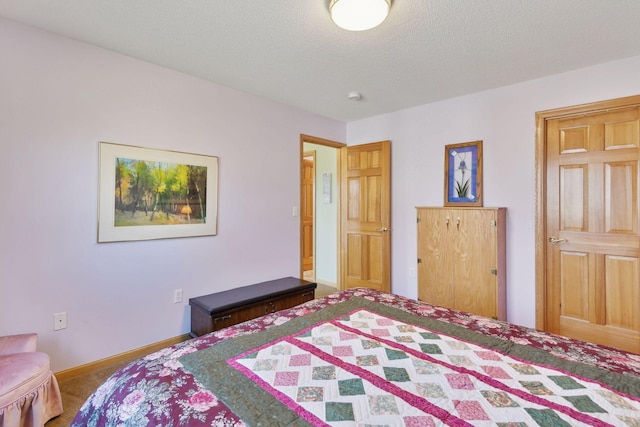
[444,140,483,207]
[98,142,219,242]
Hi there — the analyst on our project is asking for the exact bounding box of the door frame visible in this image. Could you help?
[299,134,346,284]
[534,94,640,331]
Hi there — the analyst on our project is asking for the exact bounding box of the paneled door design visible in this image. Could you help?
[544,103,640,353]
[302,154,314,272]
[340,141,391,292]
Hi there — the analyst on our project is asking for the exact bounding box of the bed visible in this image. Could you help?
[71,288,640,426]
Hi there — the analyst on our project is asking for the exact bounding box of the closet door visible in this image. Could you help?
[417,208,454,307]
[454,209,500,319]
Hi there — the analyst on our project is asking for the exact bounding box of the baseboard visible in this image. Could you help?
[54,333,191,382]
[315,279,338,288]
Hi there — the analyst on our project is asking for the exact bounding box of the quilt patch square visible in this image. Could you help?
[332,345,353,357]
[520,381,554,396]
[252,359,278,371]
[445,373,475,390]
[325,402,355,421]
[563,395,607,413]
[419,332,441,340]
[361,339,381,350]
[273,371,299,386]
[598,389,637,409]
[356,355,378,366]
[368,395,399,415]
[510,363,540,375]
[525,408,572,427]
[375,318,394,326]
[339,331,358,341]
[270,344,290,355]
[413,359,440,375]
[482,366,512,379]
[476,350,502,361]
[385,348,409,360]
[415,383,446,399]
[481,390,520,408]
[448,355,475,366]
[312,366,335,380]
[338,378,365,396]
[296,387,323,402]
[383,367,410,382]
[548,375,586,390]
[453,400,490,420]
[419,343,443,354]
[288,353,312,367]
[404,415,436,427]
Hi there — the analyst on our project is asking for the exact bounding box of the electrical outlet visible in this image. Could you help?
[409,267,416,278]
[174,288,183,304]
[53,312,67,331]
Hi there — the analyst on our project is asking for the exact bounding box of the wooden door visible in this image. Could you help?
[417,208,454,307]
[302,155,314,272]
[545,106,640,353]
[454,209,501,319]
[340,141,391,292]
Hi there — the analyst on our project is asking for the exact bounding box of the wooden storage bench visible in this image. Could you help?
[189,277,317,337]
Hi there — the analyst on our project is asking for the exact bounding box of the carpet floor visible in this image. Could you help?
[45,283,338,425]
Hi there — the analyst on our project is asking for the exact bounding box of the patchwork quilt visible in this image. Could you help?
[72,289,640,426]
[181,298,640,426]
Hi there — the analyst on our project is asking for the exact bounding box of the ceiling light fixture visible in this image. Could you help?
[329,0,390,31]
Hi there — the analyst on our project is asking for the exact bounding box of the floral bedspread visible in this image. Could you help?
[71,288,640,426]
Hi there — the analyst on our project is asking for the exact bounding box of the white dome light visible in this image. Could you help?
[329,0,391,32]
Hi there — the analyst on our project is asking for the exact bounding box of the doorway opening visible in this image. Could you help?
[299,135,345,289]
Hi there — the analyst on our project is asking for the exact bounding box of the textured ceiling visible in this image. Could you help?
[2,1,640,122]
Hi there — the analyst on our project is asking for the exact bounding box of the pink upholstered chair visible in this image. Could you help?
[0,333,63,427]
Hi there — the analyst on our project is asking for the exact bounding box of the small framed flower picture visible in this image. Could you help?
[444,140,483,206]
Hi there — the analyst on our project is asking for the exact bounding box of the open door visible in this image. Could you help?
[302,153,315,274]
[340,141,391,292]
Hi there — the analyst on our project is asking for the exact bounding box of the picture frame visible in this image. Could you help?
[444,140,483,206]
[98,142,219,242]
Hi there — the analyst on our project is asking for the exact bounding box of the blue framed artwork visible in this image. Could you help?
[444,140,483,206]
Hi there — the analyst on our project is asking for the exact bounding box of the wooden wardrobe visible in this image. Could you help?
[416,207,506,320]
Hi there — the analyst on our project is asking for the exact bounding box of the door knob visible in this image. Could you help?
[549,236,568,244]
[378,227,391,232]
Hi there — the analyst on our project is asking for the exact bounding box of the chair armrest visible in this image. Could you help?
[0,333,38,354]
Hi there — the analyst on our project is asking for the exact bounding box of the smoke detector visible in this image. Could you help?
[347,91,363,101]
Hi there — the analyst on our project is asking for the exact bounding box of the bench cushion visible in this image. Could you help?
[189,277,316,315]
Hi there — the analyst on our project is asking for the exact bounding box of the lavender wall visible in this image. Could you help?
[0,17,345,372]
